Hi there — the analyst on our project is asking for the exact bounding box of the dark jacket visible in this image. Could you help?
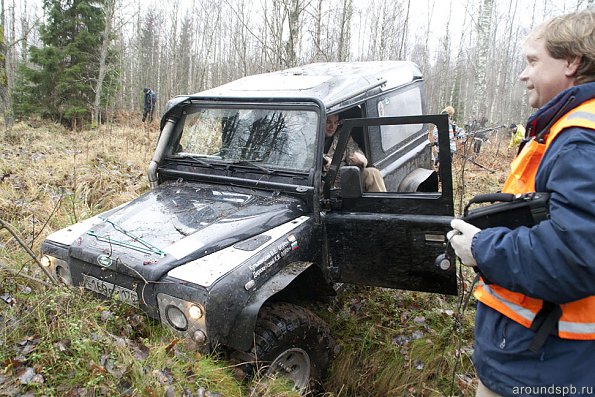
[144,89,156,112]
[471,82,595,396]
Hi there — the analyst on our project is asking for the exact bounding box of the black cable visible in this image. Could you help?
[435,240,467,395]
[437,143,481,395]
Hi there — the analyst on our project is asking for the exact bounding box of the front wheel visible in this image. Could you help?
[251,302,335,394]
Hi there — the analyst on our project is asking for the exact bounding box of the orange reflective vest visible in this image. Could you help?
[474,98,595,340]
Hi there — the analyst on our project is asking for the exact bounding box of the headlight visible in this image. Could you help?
[165,305,188,331]
[41,255,52,267]
[40,255,72,285]
[188,305,203,320]
[157,294,207,344]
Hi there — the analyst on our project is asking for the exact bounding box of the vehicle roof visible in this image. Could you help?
[162,61,423,120]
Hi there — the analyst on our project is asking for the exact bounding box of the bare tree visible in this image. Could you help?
[1,0,38,127]
[0,23,8,127]
[399,0,411,59]
[261,0,308,68]
[308,0,325,61]
[337,0,353,61]
[285,0,302,67]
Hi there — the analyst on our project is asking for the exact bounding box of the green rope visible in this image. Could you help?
[86,217,166,257]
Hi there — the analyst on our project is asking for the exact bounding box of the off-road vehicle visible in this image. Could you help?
[41,61,457,392]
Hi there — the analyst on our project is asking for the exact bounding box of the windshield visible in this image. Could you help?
[174,106,319,172]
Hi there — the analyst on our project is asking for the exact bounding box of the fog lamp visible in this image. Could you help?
[193,330,207,344]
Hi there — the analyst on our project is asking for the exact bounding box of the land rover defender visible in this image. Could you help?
[41,61,456,392]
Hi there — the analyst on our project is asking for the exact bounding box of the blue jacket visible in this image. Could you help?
[471,82,595,396]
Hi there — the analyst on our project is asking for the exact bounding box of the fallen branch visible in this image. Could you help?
[455,154,495,173]
[0,262,54,288]
[0,218,58,285]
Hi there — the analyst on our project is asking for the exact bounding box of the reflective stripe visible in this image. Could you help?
[559,321,595,335]
[546,99,595,146]
[478,281,537,323]
[567,111,595,122]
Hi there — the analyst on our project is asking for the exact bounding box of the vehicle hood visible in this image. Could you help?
[58,181,306,281]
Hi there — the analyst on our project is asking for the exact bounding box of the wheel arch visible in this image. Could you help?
[397,167,438,192]
[225,262,331,351]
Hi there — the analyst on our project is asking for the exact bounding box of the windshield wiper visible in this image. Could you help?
[227,159,274,174]
[182,155,215,168]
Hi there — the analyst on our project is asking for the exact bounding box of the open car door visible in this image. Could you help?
[323,114,457,295]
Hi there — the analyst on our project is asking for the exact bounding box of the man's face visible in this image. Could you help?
[325,114,340,138]
[519,37,578,108]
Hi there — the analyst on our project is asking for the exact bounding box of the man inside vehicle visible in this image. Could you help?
[323,113,386,192]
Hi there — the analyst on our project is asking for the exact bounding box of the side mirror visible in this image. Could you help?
[340,166,363,199]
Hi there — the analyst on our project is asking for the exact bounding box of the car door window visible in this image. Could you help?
[377,85,424,152]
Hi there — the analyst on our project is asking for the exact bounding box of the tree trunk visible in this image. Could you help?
[472,0,494,123]
[399,0,410,59]
[0,24,8,128]
[285,0,301,67]
[93,0,115,127]
[337,0,352,61]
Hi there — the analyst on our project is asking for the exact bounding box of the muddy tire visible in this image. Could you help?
[251,302,335,394]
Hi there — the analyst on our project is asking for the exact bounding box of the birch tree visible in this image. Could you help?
[308,0,325,61]
[7,0,591,126]
[399,0,411,59]
[263,0,307,68]
[0,23,8,127]
[471,0,494,124]
[135,9,160,100]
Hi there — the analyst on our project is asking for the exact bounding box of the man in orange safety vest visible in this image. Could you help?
[448,9,595,397]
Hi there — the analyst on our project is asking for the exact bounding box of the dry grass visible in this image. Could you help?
[1,119,155,255]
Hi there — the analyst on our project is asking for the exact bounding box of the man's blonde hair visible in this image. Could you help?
[527,9,595,84]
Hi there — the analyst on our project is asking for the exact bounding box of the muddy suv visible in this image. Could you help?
[41,62,456,392]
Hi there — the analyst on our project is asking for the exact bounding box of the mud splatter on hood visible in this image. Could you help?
[52,181,306,281]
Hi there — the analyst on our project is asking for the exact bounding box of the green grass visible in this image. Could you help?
[314,286,477,396]
[0,271,248,396]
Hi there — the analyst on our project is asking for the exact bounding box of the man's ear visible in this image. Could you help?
[565,56,581,77]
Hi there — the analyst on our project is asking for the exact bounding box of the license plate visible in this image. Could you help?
[83,274,139,307]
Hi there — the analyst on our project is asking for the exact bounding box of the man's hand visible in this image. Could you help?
[323,155,332,172]
[347,151,368,168]
[447,219,481,267]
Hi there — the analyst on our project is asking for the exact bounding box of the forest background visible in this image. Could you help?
[0,0,593,130]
